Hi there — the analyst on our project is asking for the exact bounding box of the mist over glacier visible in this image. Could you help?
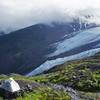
[0,0,100,76]
[0,0,100,33]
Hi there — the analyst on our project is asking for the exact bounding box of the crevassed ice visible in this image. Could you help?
[27,48,100,76]
[48,27,100,57]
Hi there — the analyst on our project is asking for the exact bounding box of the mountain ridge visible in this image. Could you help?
[0,21,99,75]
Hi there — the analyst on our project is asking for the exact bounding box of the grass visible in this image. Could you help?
[0,53,99,92]
[0,53,100,99]
[16,83,71,100]
[79,92,100,100]
[0,75,71,100]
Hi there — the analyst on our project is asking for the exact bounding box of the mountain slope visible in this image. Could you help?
[43,53,100,91]
[27,48,100,76]
[0,76,71,100]
[0,52,100,100]
[28,26,100,76]
[0,23,74,74]
[0,21,98,75]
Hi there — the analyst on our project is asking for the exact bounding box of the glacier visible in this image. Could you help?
[27,26,100,76]
[27,48,100,76]
[48,27,100,57]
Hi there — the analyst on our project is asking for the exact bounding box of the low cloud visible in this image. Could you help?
[0,0,100,33]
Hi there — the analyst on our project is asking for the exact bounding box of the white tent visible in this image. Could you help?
[0,78,20,92]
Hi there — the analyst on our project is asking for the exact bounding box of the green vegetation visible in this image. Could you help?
[31,53,100,92]
[16,85,71,100]
[0,53,100,100]
[0,75,71,100]
[22,56,100,92]
[78,92,100,100]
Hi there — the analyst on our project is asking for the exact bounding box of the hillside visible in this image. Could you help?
[0,22,97,75]
[44,53,100,91]
[0,53,100,100]
[0,23,77,75]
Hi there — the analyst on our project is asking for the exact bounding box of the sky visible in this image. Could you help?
[0,0,100,33]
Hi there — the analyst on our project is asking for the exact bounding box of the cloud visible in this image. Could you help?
[0,0,100,33]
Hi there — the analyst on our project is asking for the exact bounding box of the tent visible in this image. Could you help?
[0,78,20,93]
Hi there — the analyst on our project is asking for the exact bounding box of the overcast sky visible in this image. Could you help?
[0,0,100,33]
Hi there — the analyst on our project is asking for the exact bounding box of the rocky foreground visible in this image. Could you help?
[0,53,100,100]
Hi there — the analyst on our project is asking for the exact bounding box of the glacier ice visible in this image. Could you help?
[27,48,100,76]
[49,27,100,57]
